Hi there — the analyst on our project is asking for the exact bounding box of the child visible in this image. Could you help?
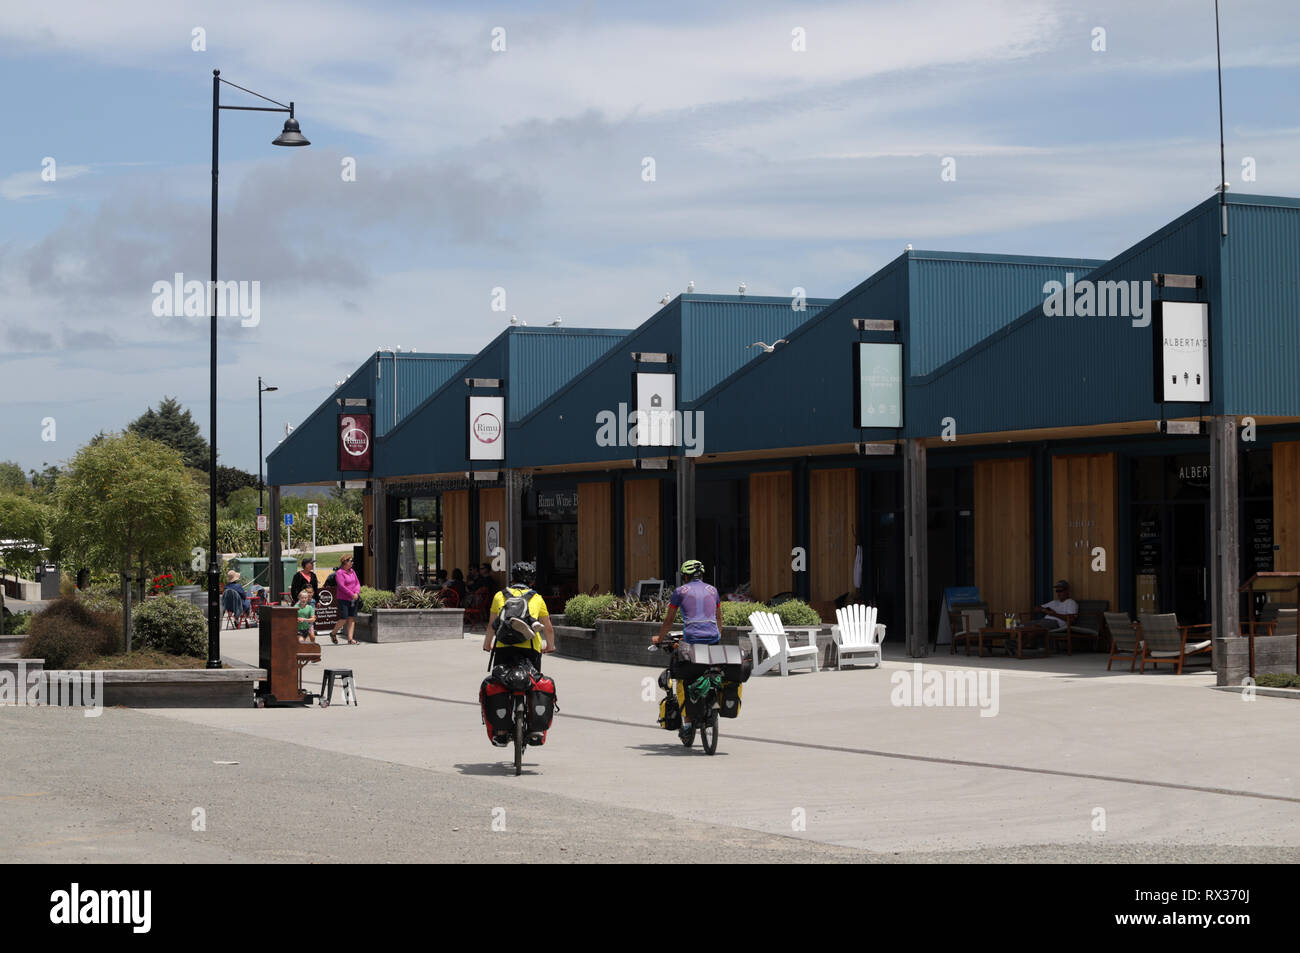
[296,588,317,643]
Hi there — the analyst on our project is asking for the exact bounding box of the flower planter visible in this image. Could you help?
[1214,635,1297,686]
[356,608,465,643]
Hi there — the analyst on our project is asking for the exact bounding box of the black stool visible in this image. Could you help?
[319,668,357,707]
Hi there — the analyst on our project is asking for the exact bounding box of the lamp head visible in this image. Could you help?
[273,116,310,147]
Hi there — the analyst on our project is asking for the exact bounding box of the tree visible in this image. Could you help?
[0,492,50,577]
[128,397,210,471]
[51,433,205,597]
[0,461,26,493]
[27,463,61,498]
[215,465,257,506]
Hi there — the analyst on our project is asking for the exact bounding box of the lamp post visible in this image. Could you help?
[258,377,278,558]
[207,69,308,669]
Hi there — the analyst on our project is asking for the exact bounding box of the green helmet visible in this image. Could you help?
[680,559,705,578]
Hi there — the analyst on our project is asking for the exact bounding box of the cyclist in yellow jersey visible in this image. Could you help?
[483,561,556,671]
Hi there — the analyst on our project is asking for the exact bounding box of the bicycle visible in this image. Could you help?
[481,622,557,776]
[648,634,727,755]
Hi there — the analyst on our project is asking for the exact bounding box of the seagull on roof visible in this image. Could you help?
[686,280,694,292]
[747,339,787,353]
[510,315,519,326]
[659,294,671,304]
[548,317,562,326]
[738,282,746,296]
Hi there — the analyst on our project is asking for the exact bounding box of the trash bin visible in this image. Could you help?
[40,563,60,600]
[230,557,298,595]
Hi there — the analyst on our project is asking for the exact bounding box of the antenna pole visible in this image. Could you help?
[1215,0,1228,236]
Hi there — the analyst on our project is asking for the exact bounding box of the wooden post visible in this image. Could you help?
[904,439,929,657]
[675,455,696,581]
[372,478,389,590]
[1210,416,1241,681]
[268,484,282,603]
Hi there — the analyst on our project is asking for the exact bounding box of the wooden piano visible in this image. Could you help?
[255,606,321,706]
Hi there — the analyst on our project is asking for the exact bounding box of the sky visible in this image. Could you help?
[1,0,1298,476]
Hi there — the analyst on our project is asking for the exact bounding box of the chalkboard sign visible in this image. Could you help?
[1137,519,1160,575]
[1252,515,1274,573]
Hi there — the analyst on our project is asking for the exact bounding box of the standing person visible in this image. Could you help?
[295,588,317,643]
[290,557,319,606]
[329,555,362,645]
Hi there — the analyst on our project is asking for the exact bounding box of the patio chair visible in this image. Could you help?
[1136,613,1213,674]
[221,587,250,630]
[831,604,884,669]
[1052,599,1108,655]
[746,610,819,676]
[952,607,989,656]
[1103,612,1141,671]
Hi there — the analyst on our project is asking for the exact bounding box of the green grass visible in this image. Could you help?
[1255,673,1300,689]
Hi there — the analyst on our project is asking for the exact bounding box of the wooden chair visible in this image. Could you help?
[1053,599,1108,654]
[831,604,884,669]
[1136,613,1213,674]
[747,610,819,676]
[952,607,988,656]
[1103,612,1141,671]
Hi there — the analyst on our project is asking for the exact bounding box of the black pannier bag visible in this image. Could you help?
[658,693,682,731]
[529,674,558,739]
[718,680,743,718]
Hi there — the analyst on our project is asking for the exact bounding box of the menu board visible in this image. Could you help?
[1137,519,1160,575]
[314,585,338,636]
[1252,515,1274,573]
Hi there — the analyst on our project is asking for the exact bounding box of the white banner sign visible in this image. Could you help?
[634,372,676,447]
[1158,302,1210,402]
[468,395,505,460]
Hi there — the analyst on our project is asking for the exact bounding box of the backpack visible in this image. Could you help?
[494,587,538,645]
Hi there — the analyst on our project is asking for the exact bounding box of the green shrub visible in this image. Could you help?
[720,601,769,627]
[6,611,32,635]
[77,587,123,615]
[1256,673,1300,689]
[772,599,822,626]
[22,596,122,667]
[387,587,444,609]
[563,594,614,628]
[358,587,394,614]
[132,595,206,657]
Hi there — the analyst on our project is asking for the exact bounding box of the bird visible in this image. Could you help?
[905,243,913,251]
[686,280,694,292]
[659,294,671,304]
[548,317,562,326]
[738,282,746,296]
[746,339,787,353]
[510,314,526,326]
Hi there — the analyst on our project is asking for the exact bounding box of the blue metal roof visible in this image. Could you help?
[375,326,628,478]
[692,251,1103,454]
[266,357,375,487]
[510,293,834,467]
[374,353,475,437]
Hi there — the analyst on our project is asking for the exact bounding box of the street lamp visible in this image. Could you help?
[258,377,278,557]
[207,69,309,670]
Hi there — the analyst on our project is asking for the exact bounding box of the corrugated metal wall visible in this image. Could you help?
[680,296,831,402]
[266,358,375,486]
[374,354,473,436]
[508,328,628,421]
[1221,197,1300,415]
[908,253,1105,376]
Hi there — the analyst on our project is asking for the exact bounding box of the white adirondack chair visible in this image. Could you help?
[747,611,819,676]
[831,604,884,669]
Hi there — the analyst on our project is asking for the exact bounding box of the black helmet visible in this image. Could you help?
[510,560,537,586]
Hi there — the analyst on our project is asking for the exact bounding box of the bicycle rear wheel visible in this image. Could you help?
[700,709,718,755]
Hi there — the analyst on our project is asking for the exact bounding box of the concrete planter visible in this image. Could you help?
[1214,635,1297,687]
[0,635,28,660]
[552,625,596,660]
[2,665,263,708]
[357,608,465,643]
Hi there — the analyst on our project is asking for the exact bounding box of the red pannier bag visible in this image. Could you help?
[479,677,513,744]
[527,675,557,744]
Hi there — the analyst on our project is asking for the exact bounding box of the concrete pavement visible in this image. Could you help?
[3,630,1298,862]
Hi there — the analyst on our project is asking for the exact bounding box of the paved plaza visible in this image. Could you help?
[3,633,1298,863]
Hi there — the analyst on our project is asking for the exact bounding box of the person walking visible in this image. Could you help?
[329,555,362,645]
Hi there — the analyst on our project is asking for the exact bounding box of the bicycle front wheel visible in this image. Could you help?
[700,709,718,755]
[513,705,525,776]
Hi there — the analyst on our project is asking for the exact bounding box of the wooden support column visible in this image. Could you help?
[1210,416,1241,680]
[676,455,696,582]
[268,484,282,603]
[903,439,929,657]
[373,478,389,590]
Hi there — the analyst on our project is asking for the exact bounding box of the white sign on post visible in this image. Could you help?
[468,395,506,461]
[634,372,676,447]
[256,514,268,532]
[1155,301,1210,402]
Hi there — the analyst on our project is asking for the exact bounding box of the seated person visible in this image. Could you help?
[222,570,251,617]
[1033,580,1078,630]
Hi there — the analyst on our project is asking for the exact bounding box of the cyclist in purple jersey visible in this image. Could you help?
[654,559,722,645]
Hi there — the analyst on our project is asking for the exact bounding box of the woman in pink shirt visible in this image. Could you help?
[329,556,362,644]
